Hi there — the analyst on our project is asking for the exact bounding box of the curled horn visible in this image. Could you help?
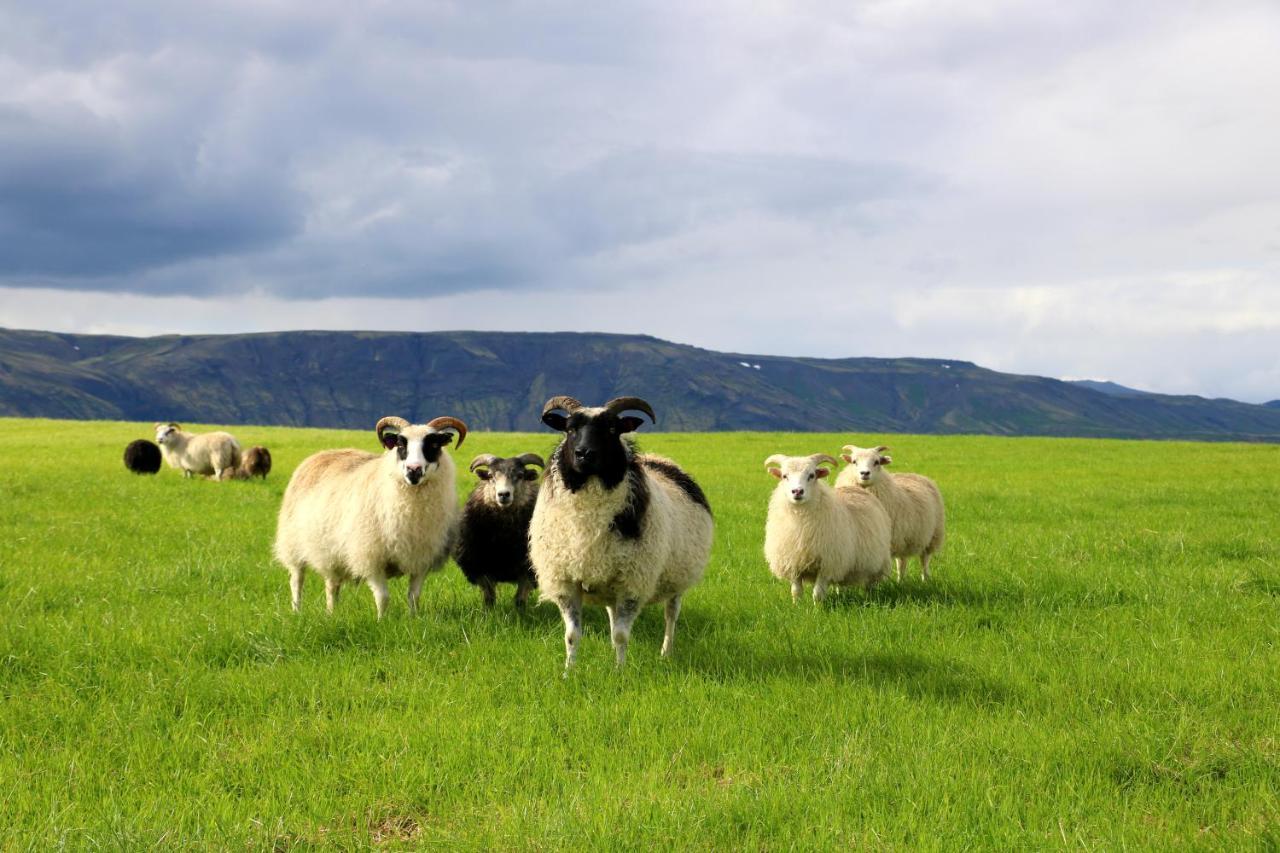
[603,396,656,423]
[874,445,889,454]
[469,454,500,473]
[541,396,583,417]
[376,416,410,437]
[808,453,841,468]
[515,452,545,469]
[841,444,860,455]
[764,454,789,470]
[426,416,468,448]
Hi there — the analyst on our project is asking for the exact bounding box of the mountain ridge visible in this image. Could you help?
[2,326,1278,441]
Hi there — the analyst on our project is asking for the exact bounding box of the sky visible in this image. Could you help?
[2,1,1278,403]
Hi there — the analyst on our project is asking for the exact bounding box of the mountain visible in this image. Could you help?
[2,327,1279,441]
[1266,400,1280,410]
[1066,379,1153,398]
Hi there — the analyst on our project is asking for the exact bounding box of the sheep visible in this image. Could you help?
[123,439,162,475]
[454,453,545,608]
[273,415,468,619]
[836,444,945,582]
[529,395,714,670]
[154,422,242,479]
[217,446,272,481]
[763,453,893,603]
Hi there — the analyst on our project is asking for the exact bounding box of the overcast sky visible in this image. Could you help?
[2,1,1278,402]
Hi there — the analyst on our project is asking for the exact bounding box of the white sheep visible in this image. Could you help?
[763,453,893,603]
[273,415,468,619]
[154,422,242,479]
[836,444,945,582]
[529,395,714,670]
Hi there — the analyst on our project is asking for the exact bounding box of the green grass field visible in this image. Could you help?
[1,417,1277,849]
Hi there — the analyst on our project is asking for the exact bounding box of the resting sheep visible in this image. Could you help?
[837,444,945,582]
[763,453,893,603]
[455,453,544,608]
[123,439,162,475]
[218,446,273,481]
[273,415,467,618]
[529,395,714,670]
[154,422,241,479]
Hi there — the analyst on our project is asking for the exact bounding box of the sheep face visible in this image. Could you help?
[765,455,835,504]
[376,416,467,487]
[471,455,542,508]
[841,445,892,487]
[543,408,645,488]
[154,422,180,445]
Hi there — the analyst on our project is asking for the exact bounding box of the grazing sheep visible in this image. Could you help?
[837,444,945,582]
[529,395,714,670]
[273,415,468,619]
[763,453,893,603]
[123,439,162,475]
[455,453,544,608]
[154,422,242,479]
[218,446,272,481]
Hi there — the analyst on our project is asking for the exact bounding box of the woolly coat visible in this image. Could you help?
[529,451,713,607]
[835,468,945,560]
[764,482,893,589]
[159,429,241,478]
[455,483,538,587]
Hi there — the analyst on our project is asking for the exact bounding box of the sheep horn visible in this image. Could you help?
[874,445,890,454]
[426,416,468,448]
[541,396,583,417]
[376,416,410,438]
[469,454,500,473]
[841,444,860,455]
[764,454,789,470]
[602,396,656,423]
[808,454,841,467]
[515,452,545,469]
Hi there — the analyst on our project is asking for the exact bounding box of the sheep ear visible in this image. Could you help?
[880,455,892,466]
[841,453,853,463]
[378,428,400,450]
[767,467,783,479]
[618,416,645,433]
[523,469,539,481]
[542,412,568,432]
[475,469,491,480]
[816,468,831,478]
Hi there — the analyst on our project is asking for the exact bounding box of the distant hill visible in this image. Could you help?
[2,327,1279,441]
[1266,400,1280,410]
[1066,379,1153,398]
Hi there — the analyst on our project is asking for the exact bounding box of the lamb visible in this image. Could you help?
[763,453,893,603]
[529,395,714,670]
[218,446,272,481]
[836,444,945,582]
[273,415,467,619]
[454,453,544,608]
[154,422,242,479]
[123,439,162,475]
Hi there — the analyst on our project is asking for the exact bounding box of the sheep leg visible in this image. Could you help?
[367,576,390,620]
[895,557,906,582]
[553,590,584,673]
[479,577,497,609]
[514,576,533,608]
[324,576,341,613]
[812,578,829,604]
[661,595,682,658]
[407,571,426,615]
[790,579,804,603]
[920,552,932,582]
[611,598,641,667]
[288,566,305,612]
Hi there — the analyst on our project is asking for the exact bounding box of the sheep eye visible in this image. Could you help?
[808,473,815,480]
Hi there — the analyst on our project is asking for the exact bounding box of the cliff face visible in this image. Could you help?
[3,327,1279,441]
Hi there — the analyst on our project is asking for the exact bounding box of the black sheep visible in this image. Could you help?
[455,453,544,607]
[123,439,162,474]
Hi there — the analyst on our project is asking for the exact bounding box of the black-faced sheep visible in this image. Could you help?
[764,453,893,602]
[123,439,162,475]
[154,422,241,479]
[837,444,945,581]
[273,415,467,619]
[454,453,544,608]
[529,395,714,670]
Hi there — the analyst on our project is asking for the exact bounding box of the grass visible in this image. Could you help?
[1,416,1278,849]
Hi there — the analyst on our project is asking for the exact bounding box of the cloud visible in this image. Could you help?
[0,1,1277,400]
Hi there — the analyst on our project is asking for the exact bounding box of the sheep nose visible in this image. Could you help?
[574,448,596,462]
[496,491,512,503]
[791,488,805,499]
[405,465,424,484]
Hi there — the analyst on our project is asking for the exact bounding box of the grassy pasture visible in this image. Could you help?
[0,417,1277,849]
